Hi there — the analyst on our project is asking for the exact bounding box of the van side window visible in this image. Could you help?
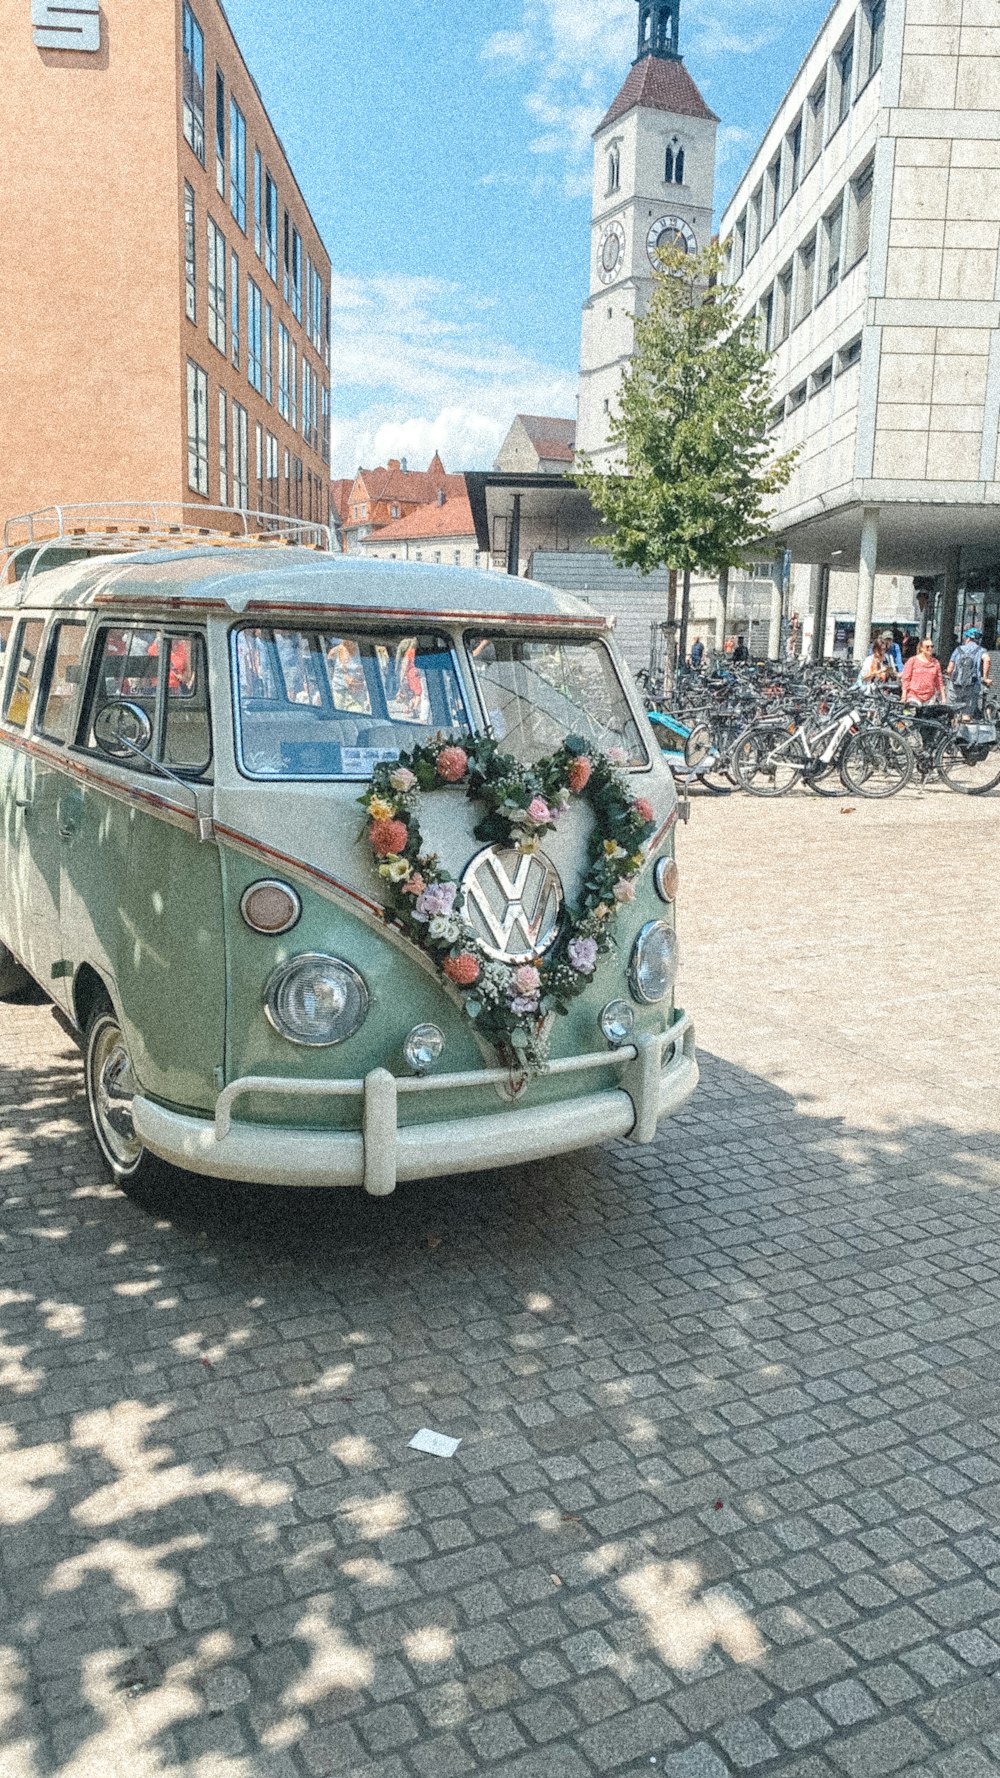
[0,620,11,698]
[37,622,87,745]
[3,620,45,730]
[84,626,211,778]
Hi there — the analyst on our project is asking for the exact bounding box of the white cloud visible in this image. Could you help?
[329,273,577,479]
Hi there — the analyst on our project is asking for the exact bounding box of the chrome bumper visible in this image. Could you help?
[133,1015,698,1196]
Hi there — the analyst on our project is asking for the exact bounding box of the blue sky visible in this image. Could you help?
[223,0,832,477]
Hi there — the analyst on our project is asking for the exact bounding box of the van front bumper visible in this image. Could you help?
[132,1016,698,1196]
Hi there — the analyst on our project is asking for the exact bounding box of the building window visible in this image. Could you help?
[847,159,875,267]
[775,265,793,345]
[233,402,249,507]
[248,279,262,391]
[811,360,834,394]
[255,421,263,503]
[747,184,762,259]
[278,323,290,419]
[187,360,209,496]
[218,388,228,505]
[290,341,298,430]
[665,141,684,184]
[788,381,807,412]
[730,216,746,282]
[293,455,303,517]
[759,287,775,352]
[207,217,226,354]
[182,3,205,164]
[784,117,802,205]
[230,100,247,231]
[307,261,324,352]
[839,336,863,372]
[265,432,279,512]
[321,385,330,466]
[608,145,620,193]
[283,210,290,303]
[264,302,273,403]
[868,0,885,75]
[794,229,817,326]
[215,69,225,197]
[291,229,302,322]
[834,31,854,130]
[806,78,826,168]
[264,173,278,282]
[254,150,262,256]
[822,195,844,292]
[764,156,781,234]
[453,550,462,566]
[184,183,197,323]
[231,251,240,367]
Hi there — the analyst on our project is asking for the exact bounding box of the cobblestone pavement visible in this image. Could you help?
[2,792,1000,1778]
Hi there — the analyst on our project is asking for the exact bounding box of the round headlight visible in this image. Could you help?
[628,921,679,1004]
[654,858,679,903]
[404,1024,446,1074]
[265,954,369,1047]
[242,879,302,935]
[600,1000,636,1047]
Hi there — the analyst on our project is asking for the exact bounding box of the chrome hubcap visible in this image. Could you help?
[91,1022,141,1168]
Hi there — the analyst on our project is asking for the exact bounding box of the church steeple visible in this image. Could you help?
[636,0,681,61]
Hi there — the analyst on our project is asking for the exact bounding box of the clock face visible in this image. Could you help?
[647,216,697,266]
[597,221,626,285]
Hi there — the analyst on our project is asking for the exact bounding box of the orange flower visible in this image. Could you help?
[443,953,480,986]
[370,818,409,858]
[567,756,592,793]
[402,873,425,897]
[436,746,469,783]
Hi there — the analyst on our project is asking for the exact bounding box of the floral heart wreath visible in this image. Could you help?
[359,734,657,1070]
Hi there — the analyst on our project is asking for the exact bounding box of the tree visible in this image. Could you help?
[576,240,796,603]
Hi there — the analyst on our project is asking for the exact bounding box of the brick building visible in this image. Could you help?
[3,0,332,531]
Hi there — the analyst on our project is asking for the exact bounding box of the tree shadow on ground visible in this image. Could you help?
[2,1000,1000,1776]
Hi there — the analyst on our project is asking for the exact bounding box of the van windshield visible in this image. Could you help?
[233,627,468,779]
[468,635,648,769]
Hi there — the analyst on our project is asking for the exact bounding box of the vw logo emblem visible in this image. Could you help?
[460,847,563,964]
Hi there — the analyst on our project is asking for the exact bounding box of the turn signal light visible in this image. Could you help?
[241,880,302,935]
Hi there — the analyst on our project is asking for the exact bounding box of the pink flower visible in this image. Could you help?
[614,879,637,904]
[390,765,417,793]
[567,756,592,793]
[443,953,479,986]
[527,796,552,824]
[370,818,409,858]
[436,746,469,783]
[402,873,425,897]
[633,797,655,823]
[414,881,457,922]
[514,965,541,996]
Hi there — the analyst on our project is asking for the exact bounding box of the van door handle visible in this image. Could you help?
[15,797,32,811]
[59,819,77,838]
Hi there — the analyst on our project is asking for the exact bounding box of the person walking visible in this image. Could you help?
[901,636,944,705]
[689,636,705,669]
[947,626,992,715]
[859,635,898,691]
[732,635,749,664]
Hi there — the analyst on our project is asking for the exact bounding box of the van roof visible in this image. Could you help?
[1,547,612,631]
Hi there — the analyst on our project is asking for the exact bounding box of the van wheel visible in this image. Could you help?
[0,942,32,999]
[84,998,155,1187]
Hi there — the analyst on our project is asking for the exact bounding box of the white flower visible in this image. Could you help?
[428,915,461,943]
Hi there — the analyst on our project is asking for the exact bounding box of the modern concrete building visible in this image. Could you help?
[577,0,719,469]
[721,0,1000,657]
[3,0,332,531]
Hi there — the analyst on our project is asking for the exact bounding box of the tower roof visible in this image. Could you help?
[597,53,719,132]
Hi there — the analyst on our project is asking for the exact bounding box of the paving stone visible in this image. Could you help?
[575,1700,684,1768]
[770,1698,833,1749]
[815,1680,879,1728]
[713,1714,782,1767]
[826,1716,935,1776]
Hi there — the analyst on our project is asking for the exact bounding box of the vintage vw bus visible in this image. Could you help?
[0,510,697,1196]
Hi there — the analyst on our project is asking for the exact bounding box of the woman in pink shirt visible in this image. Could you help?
[901,638,945,704]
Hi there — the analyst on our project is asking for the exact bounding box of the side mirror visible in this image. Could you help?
[93,700,153,760]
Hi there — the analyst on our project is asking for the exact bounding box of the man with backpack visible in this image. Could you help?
[947,627,992,715]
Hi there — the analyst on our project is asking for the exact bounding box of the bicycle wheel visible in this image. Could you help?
[935,732,1000,794]
[840,727,914,798]
[731,727,802,796]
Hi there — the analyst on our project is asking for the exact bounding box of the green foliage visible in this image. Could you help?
[576,242,796,577]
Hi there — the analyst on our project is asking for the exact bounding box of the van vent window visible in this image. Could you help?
[3,620,44,730]
[38,622,87,745]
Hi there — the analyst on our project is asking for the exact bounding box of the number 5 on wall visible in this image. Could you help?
[31,0,101,53]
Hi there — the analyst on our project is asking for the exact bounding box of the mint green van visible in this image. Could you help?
[0,514,697,1196]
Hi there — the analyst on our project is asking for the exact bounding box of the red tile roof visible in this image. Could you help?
[517,416,577,462]
[598,55,719,131]
[369,494,477,543]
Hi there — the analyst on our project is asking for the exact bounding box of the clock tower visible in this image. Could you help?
[577,0,719,469]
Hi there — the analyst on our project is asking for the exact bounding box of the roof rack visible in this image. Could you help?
[2,501,333,592]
